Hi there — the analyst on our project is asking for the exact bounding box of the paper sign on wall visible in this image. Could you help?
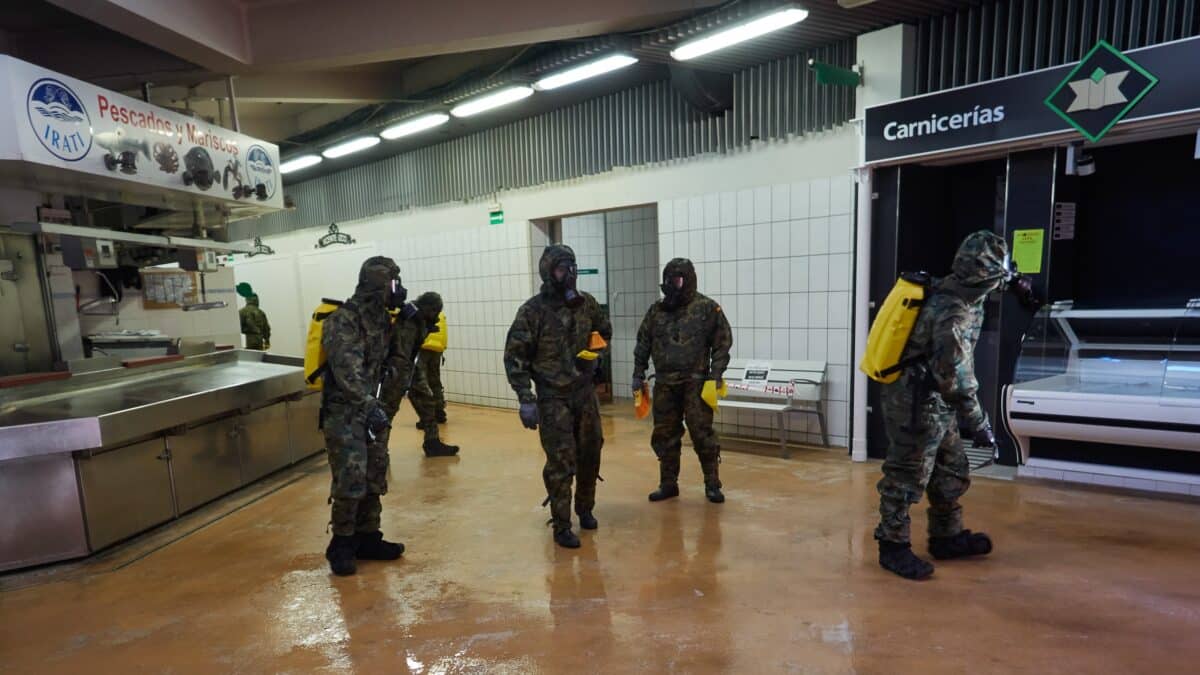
[1012,229,1045,275]
[141,269,199,309]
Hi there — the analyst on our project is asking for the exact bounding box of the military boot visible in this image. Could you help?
[415,421,426,430]
[648,483,680,502]
[325,534,358,576]
[423,438,459,457]
[929,530,993,560]
[705,483,725,503]
[577,511,598,530]
[356,531,405,560]
[878,540,934,580]
[554,528,581,549]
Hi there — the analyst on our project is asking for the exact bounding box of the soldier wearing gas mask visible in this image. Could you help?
[504,245,612,549]
[320,256,408,576]
[383,291,459,458]
[874,230,1028,580]
[633,258,733,504]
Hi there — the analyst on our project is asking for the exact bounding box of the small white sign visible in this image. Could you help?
[743,360,771,381]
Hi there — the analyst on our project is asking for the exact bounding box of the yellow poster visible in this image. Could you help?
[1012,229,1044,275]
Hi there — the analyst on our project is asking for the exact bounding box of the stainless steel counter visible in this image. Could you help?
[0,351,323,572]
[0,351,304,461]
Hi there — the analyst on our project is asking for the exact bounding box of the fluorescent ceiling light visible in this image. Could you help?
[381,112,450,140]
[450,86,534,118]
[671,7,809,61]
[322,136,381,159]
[534,54,639,91]
[279,154,322,174]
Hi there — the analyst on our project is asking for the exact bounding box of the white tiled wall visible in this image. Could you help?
[560,213,607,298]
[604,205,659,399]
[658,175,855,447]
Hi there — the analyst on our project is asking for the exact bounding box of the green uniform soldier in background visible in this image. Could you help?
[320,256,407,576]
[413,298,448,428]
[633,258,733,504]
[388,292,459,457]
[239,293,271,350]
[875,230,1013,580]
[504,245,612,549]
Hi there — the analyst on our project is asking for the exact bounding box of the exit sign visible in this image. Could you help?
[489,210,504,225]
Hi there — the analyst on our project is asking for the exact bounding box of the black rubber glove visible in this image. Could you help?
[365,402,391,436]
[632,373,645,394]
[1010,274,1042,311]
[519,402,539,430]
[972,423,996,448]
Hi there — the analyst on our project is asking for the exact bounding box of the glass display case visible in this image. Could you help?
[1004,301,1200,463]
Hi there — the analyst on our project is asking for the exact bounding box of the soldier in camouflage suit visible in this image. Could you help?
[320,256,407,576]
[385,291,459,457]
[504,245,612,549]
[239,294,271,350]
[633,258,733,504]
[875,230,1011,580]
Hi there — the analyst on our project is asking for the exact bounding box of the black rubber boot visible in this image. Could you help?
[705,484,725,504]
[648,483,680,502]
[325,534,358,576]
[415,421,426,430]
[423,438,460,457]
[554,528,581,549]
[436,410,448,424]
[878,540,934,580]
[356,531,405,560]
[577,511,598,530]
[929,530,993,560]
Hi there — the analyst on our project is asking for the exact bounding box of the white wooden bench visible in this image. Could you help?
[719,358,828,457]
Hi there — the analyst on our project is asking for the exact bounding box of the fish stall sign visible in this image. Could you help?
[2,55,283,212]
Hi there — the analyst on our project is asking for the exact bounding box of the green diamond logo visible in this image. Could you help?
[1045,41,1158,143]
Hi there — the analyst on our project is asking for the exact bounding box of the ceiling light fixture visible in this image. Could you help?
[322,136,381,158]
[534,54,639,91]
[381,112,451,140]
[279,154,323,174]
[450,86,535,118]
[671,6,809,61]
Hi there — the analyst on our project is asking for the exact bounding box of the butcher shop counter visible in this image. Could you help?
[0,351,324,572]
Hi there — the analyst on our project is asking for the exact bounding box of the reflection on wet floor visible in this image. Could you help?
[2,403,1199,673]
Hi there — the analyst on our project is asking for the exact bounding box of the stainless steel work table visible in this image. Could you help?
[0,351,324,572]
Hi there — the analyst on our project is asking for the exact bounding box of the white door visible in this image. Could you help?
[232,255,304,357]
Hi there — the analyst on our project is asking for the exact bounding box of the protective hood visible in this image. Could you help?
[246,295,260,307]
[951,231,1009,288]
[538,244,577,285]
[415,291,443,327]
[538,244,584,308]
[661,257,697,309]
[354,256,402,307]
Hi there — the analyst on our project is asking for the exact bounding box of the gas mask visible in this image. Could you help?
[661,273,686,310]
[554,260,583,308]
[387,278,408,311]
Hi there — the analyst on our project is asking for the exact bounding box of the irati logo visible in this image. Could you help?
[27,78,92,161]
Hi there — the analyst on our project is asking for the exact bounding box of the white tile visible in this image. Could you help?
[674,198,690,230]
[828,401,849,437]
[808,293,828,328]
[790,180,810,218]
[789,257,810,293]
[755,294,772,328]
[704,194,720,228]
[720,227,738,262]
[771,294,789,329]
[789,328,808,359]
[704,229,720,263]
[753,222,772,260]
[771,184,791,222]
[737,262,754,296]
[721,261,737,294]
[674,232,689,257]
[754,328,771,357]
[689,231,705,262]
[828,291,851,329]
[826,365,849,401]
[809,217,830,255]
[705,261,722,295]
[689,196,704,230]
[737,189,755,226]
[754,186,771,224]
[720,191,738,226]
[827,329,850,365]
[829,253,852,292]
[771,258,790,294]
[829,174,853,215]
[810,177,831,217]
[754,261,771,294]
[809,255,829,292]
[736,225,754,260]
[829,214,852,254]
[809,328,828,361]
[771,329,789,360]
[789,293,808,329]
[770,221,791,259]
[789,220,809,256]
[1124,478,1157,492]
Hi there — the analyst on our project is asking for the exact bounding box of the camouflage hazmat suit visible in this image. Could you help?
[239,295,270,350]
[385,293,449,448]
[634,258,733,491]
[504,245,612,533]
[414,309,448,424]
[321,257,399,537]
[875,231,1009,545]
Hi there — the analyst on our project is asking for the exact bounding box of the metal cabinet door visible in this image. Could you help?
[287,392,325,463]
[240,402,292,482]
[171,416,243,513]
[77,438,175,550]
[0,453,89,572]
